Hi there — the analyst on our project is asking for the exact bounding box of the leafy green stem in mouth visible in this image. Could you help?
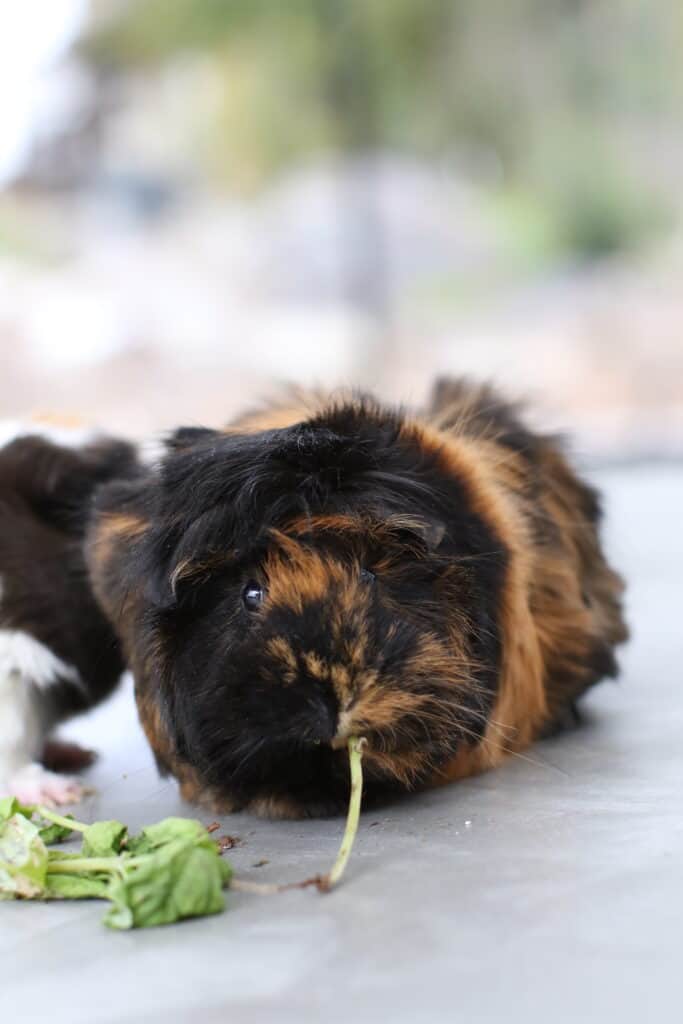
[318,735,366,891]
[231,734,367,895]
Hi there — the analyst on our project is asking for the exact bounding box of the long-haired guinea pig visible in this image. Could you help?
[0,422,141,804]
[86,379,628,819]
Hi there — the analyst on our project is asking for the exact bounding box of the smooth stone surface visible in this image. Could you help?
[2,465,681,1024]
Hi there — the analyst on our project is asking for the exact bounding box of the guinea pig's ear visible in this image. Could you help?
[152,557,210,611]
[142,505,232,612]
[388,514,447,552]
[414,518,447,551]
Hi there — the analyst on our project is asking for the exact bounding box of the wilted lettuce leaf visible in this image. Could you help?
[0,798,35,823]
[39,819,75,845]
[0,801,74,845]
[1,807,233,928]
[82,821,128,858]
[125,817,209,856]
[0,814,49,899]
[104,838,230,929]
[45,874,111,900]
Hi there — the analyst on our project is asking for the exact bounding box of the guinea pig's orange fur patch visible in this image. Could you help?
[264,530,347,611]
[86,512,150,634]
[262,537,374,712]
[92,510,148,543]
[402,420,548,782]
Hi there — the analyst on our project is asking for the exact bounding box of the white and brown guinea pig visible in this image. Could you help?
[86,378,628,819]
[0,420,141,804]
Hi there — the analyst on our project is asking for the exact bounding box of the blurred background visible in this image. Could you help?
[1,0,682,458]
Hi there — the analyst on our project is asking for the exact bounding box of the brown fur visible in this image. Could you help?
[421,382,627,781]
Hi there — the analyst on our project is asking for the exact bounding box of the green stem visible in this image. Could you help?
[47,857,124,876]
[229,736,366,896]
[319,735,365,891]
[48,850,154,875]
[37,806,88,834]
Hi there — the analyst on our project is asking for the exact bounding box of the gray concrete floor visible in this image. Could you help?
[2,464,682,1024]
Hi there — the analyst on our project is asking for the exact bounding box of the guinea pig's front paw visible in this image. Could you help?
[1,763,90,807]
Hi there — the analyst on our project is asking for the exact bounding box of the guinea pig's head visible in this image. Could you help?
[101,401,507,813]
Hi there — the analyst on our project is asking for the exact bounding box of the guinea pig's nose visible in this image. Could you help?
[308,700,338,744]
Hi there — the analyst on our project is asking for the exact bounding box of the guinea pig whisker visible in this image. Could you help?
[482,739,571,776]
[485,715,522,740]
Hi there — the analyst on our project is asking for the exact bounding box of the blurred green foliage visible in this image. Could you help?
[84,0,683,260]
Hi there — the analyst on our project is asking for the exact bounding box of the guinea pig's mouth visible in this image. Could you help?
[329,708,356,750]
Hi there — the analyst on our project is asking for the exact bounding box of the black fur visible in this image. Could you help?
[0,434,141,722]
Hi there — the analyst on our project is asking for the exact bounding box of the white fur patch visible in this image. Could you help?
[0,630,84,694]
[0,650,44,788]
[0,419,99,452]
[0,631,87,803]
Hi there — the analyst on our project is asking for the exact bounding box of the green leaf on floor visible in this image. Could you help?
[0,813,49,900]
[0,797,35,823]
[39,818,76,845]
[82,821,128,857]
[46,873,112,900]
[105,838,230,930]
[125,817,211,856]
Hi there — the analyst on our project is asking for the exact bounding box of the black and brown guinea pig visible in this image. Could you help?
[0,421,141,804]
[86,378,628,819]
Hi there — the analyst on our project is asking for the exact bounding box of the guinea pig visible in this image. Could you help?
[0,422,140,804]
[85,378,628,819]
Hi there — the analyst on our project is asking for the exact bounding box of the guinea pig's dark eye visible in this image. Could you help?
[242,580,264,612]
[359,568,375,584]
